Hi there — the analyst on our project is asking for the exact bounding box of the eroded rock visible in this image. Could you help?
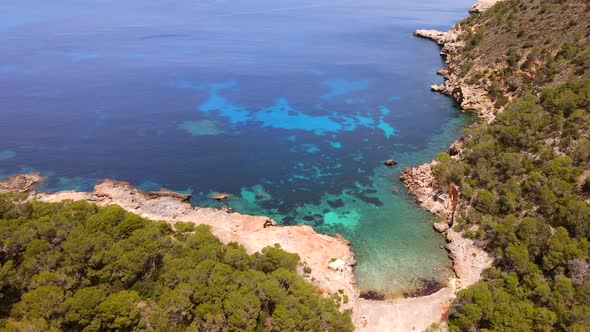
[449,137,465,156]
[469,0,504,13]
[413,29,451,45]
[213,193,230,201]
[0,173,44,193]
[446,229,493,289]
[147,189,192,202]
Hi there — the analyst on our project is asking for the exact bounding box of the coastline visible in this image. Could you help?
[0,173,358,309]
[0,1,502,331]
[353,0,504,330]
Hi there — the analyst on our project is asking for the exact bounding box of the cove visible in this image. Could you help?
[0,0,475,294]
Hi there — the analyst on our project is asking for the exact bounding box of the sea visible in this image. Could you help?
[0,0,474,295]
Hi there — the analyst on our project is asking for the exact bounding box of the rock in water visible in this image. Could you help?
[213,193,230,201]
[384,159,398,166]
[0,173,45,193]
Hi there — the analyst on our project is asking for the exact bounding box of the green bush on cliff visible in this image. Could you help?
[0,195,353,331]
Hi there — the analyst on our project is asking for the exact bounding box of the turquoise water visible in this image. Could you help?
[0,0,474,293]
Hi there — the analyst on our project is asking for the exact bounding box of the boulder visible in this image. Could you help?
[213,193,230,201]
[328,259,347,271]
[434,221,450,233]
[384,159,398,166]
[431,84,445,92]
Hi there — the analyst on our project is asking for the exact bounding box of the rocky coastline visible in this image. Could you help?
[0,1,503,331]
[0,173,357,311]
[357,0,507,329]
[405,0,506,290]
[399,161,492,288]
[413,18,497,123]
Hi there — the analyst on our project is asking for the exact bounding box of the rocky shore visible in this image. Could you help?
[399,162,492,288]
[0,174,357,311]
[353,1,502,325]
[0,171,490,331]
[413,3,500,124]
[405,0,502,289]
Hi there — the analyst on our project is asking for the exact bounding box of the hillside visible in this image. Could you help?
[455,0,589,105]
[413,0,590,330]
[418,0,589,123]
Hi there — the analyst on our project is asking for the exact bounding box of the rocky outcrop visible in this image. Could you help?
[446,228,493,289]
[213,193,230,201]
[0,173,44,193]
[400,162,452,219]
[434,75,496,123]
[415,12,497,124]
[469,0,504,13]
[449,137,465,156]
[413,29,452,46]
[146,189,191,202]
[3,176,358,310]
[400,163,493,291]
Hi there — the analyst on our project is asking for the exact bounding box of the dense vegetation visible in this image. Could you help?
[431,0,590,330]
[437,79,590,331]
[0,194,353,331]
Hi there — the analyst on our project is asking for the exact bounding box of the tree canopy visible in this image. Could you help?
[0,195,353,331]
[436,78,590,331]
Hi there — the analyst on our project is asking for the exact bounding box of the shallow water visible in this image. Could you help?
[0,0,474,293]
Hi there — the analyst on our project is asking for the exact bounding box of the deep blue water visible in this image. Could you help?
[0,0,474,293]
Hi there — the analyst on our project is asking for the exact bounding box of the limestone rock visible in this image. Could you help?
[445,229,493,289]
[0,173,44,193]
[400,162,452,219]
[415,11,497,124]
[147,189,192,202]
[449,137,465,156]
[434,221,450,233]
[413,29,451,45]
[431,84,445,92]
[213,193,230,201]
[469,0,504,13]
